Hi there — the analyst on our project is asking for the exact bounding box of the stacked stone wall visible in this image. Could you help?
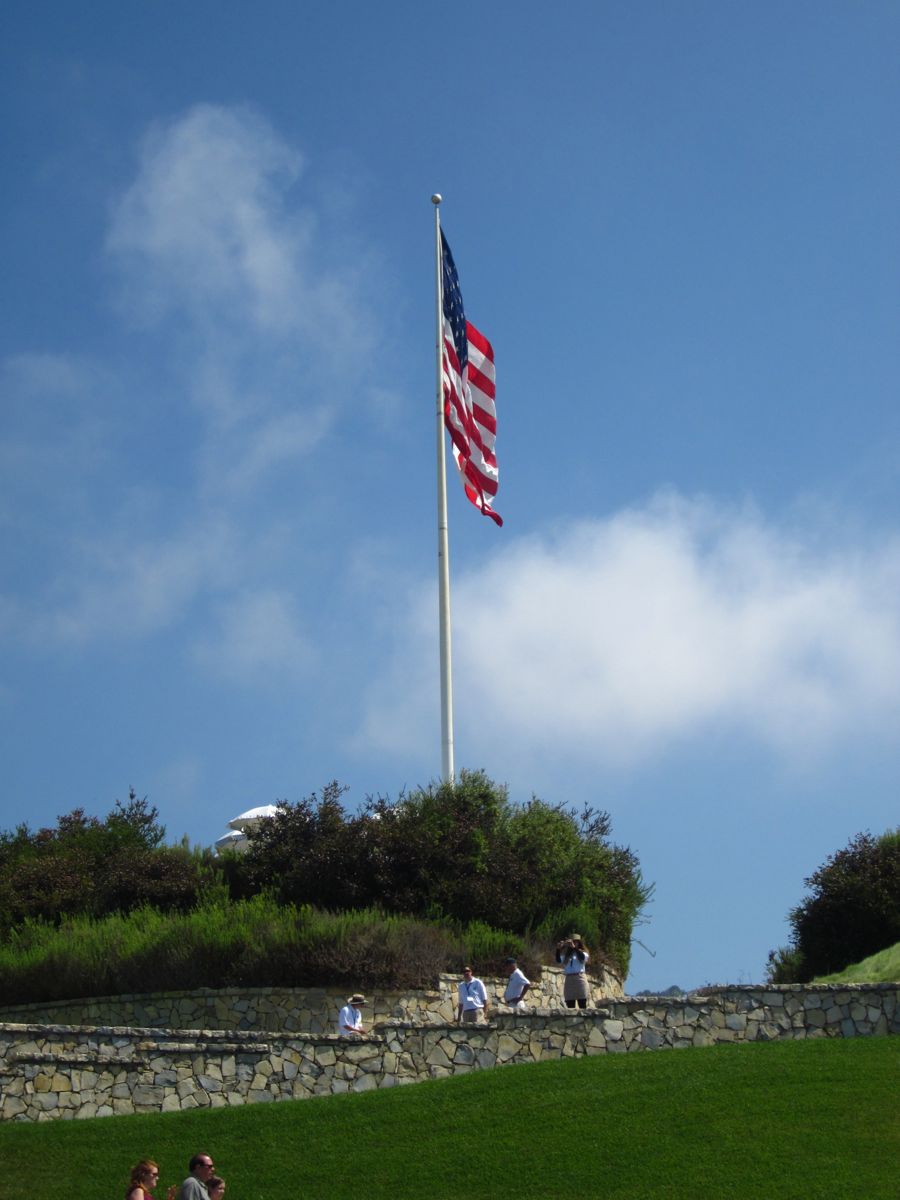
[0,965,623,1033]
[1,983,896,1122]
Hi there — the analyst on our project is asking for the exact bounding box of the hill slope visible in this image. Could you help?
[0,1037,896,1200]
[814,939,900,984]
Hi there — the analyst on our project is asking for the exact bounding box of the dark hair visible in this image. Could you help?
[189,1154,212,1173]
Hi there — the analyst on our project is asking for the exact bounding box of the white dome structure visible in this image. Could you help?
[214,829,250,855]
[227,804,279,832]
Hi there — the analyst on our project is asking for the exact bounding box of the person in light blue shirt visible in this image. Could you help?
[456,966,489,1024]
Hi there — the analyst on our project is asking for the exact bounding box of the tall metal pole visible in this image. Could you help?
[432,194,455,784]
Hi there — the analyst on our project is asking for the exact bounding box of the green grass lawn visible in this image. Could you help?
[815,939,900,984]
[0,1037,896,1200]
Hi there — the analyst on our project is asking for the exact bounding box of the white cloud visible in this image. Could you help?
[2,108,388,654]
[104,103,378,489]
[106,103,372,366]
[359,494,900,766]
[107,104,305,333]
[33,519,239,646]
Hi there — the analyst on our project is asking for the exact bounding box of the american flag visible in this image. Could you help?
[440,231,501,527]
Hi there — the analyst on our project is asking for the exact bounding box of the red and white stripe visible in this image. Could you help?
[442,319,501,526]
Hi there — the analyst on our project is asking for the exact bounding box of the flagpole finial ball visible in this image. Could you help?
[431,193,442,205]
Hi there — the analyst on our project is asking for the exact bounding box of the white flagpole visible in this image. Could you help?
[432,193,455,784]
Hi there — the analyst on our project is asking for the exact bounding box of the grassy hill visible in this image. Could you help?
[0,1037,896,1199]
[814,940,900,984]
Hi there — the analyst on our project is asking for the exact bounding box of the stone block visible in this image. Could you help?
[640,1028,664,1049]
[426,1044,451,1069]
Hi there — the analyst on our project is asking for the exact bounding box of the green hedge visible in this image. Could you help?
[0,896,539,1005]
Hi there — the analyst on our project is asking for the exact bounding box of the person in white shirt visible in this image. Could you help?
[556,934,590,1009]
[503,956,531,1008]
[456,966,489,1024]
[337,992,367,1036]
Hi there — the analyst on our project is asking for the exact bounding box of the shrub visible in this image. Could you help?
[0,793,217,936]
[236,771,651,976]
[0,898,534,1004]
[771,827,900,982]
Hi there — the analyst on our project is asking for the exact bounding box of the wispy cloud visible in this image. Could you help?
[2,106,386,669]
[106,104,374,414]
[31,518,239,646]
[359,494,900,767]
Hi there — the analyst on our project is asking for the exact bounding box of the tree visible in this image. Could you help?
[236,771,652,976]
[0,791,213,935]
[769,827,900,982]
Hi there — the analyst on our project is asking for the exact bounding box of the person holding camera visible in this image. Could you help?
[556,934,590,1009]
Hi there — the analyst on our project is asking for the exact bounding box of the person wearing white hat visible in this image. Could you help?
[337,993,367,1036]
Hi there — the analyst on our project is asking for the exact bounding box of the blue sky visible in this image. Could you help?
[2,1,899,992]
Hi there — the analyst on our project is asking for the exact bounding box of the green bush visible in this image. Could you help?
[236,771,651,976]
[0,793,215,936]
[0,896,538,1005]
[770,827,900,982]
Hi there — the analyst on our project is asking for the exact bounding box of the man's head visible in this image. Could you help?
[189,1154,215,1181]
[505,956,517,975]
[462,966,474,980]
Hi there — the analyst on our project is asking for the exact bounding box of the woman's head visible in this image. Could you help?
[207,1176,226,1198]
[128,1161,159,1191]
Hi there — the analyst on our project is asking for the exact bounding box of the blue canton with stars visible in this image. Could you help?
[441,230,468,378]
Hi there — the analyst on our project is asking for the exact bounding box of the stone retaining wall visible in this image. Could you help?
[1,983,896,1122]
[0,965,623,1034]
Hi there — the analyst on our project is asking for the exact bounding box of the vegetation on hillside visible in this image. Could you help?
[814,939,900,985]
[0,772,650,999]
[227,771,651,977]
[0,1038,896,1200]
[768,826,900,983]
[0,896,535,1005]
[0,792,215,939]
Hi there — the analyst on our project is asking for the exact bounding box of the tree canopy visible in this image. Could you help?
[0,791,213,937]
[231,770,651,976]
[769,827,900,982]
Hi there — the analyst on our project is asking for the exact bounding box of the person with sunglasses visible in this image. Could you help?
[456,965,490,1024]
[178,1154,216,1200]
[125,1161,175,1200]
